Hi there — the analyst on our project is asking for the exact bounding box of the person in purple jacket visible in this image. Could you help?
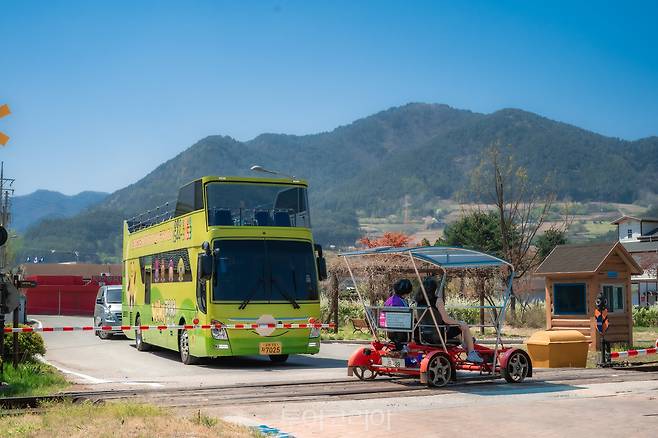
[381,279,413,350]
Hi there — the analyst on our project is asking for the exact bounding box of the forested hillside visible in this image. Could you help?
[11,190,107,232]
[19,103,658,262]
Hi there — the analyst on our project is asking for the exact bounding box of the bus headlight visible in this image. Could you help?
[211,320,228,340]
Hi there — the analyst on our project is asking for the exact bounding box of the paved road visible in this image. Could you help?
[35,315,658,437]
[36,315,355,390]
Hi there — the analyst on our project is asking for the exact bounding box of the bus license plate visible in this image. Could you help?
[381,357,405,368]
[259,342,282,355]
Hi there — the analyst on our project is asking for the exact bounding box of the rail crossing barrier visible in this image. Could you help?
[609,339,658,360]
[3,322,335,333]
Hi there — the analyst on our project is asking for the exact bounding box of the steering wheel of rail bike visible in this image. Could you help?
[502,351,530,383]
[353,366,378,381]
[426,355,452,387]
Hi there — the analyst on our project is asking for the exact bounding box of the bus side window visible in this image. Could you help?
[144,267,151,304]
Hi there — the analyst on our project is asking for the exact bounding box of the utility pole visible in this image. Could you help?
[0,162,15,268]
[0,162,15,372]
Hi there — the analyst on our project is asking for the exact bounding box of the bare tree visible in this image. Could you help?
[470,145,571,310]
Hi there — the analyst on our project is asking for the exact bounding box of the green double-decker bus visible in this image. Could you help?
[122,176,326,364]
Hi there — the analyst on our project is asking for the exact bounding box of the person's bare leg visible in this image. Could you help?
[460,323,475,352]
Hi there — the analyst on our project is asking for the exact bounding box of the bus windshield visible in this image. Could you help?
[206,182,310,228]
[212,240,319,303]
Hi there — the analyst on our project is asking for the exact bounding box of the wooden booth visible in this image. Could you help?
[535,242,641,350]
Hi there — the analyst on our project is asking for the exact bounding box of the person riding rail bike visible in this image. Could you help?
[416,276,483,363]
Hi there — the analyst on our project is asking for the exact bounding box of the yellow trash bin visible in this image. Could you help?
[525,330,589,368]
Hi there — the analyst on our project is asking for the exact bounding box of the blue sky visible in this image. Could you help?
[1,0,657,195]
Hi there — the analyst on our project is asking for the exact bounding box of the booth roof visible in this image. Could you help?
[535,241,642,275]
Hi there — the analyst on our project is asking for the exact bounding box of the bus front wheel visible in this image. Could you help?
[179,329,198,365]
[269,354,289,363]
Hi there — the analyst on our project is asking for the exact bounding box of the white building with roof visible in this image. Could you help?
[612,215,658,306]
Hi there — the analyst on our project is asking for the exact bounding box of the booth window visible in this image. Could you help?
[627,229,633,239]
[602,285,625,312]
[553,283,587,315]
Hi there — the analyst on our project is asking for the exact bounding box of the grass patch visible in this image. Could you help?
[321,326,372,341]
[0,362,69,397]
[0,400,258,438]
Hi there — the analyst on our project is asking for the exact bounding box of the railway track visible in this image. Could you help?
[2,367,657,413]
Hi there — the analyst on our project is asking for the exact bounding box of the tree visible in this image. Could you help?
[536,229,567,260]
[359,232,411,248]
[420,238,431,247]
[442,211,503,255]
[468,145,570,310]
[441,211,506,333]
[645,204,658,219]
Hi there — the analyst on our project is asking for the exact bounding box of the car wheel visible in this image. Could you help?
[269,354,289,363]
[179,328,198,365]
[426,354,452,388]
[97,323,111,340]
[135,316,150,351]
[502,351,530,383]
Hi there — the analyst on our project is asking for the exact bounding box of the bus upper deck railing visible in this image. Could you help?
[127,202,175,232]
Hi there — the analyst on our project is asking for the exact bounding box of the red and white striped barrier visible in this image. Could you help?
[3,322,335,334]
[610,339,658,359]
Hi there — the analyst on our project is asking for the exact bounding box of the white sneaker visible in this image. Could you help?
[466,350,484,363]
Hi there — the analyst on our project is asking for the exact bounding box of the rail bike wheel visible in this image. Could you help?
[352,366,378,381]
[426,354,452,388]
[502,350,530,383]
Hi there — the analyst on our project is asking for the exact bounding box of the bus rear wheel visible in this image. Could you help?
[269,354,289,363]
[135,316,150,351]
[179,329,198,365]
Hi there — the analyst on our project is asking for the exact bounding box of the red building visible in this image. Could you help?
[20,263,122,316]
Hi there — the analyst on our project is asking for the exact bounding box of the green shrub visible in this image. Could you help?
[0,361,68,396]
[508,301,547,328]
[445,297,479,325]
[633,305,658,327]
[321,298,366,326]
[2,327,46,363]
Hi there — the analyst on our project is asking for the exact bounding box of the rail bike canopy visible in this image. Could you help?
[339,246,514,272]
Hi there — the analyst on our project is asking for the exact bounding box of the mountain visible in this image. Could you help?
[10,190,108,232]
[18,103,658,263]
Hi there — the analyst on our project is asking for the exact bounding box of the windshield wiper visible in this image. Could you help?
[238,276,264,310]
[270,277,300,309]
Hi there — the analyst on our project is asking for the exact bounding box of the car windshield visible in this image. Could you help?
[206,182,310,228]
[105,288,122,303]
[212,239,318,302]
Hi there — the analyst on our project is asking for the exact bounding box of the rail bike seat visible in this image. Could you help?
[417,323,463,347]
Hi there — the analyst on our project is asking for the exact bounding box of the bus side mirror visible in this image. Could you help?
[199,253,213,280]
[314,244,328,281]
[317,257,327,281]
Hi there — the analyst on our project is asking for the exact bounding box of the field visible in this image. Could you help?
[359,200,647,244]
